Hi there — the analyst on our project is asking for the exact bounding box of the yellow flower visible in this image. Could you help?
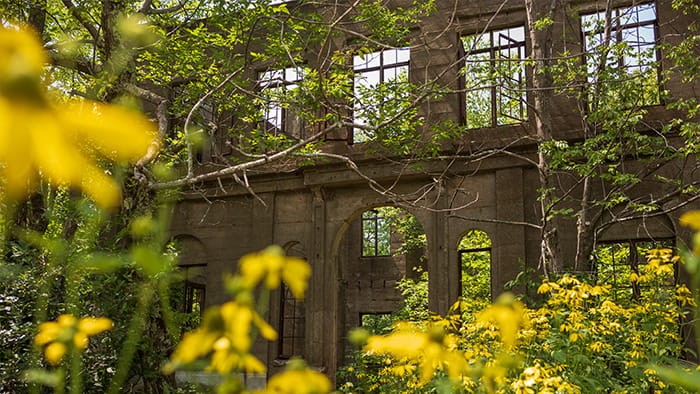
[260,368,332,394]
[239,246,311,299]
[34,314,112,366]
[364,322,468,383]
[167,301,277,375]
[0,26,157,207]
[0,26,45,99]
[44,342,67,366]
[680,211,700,231]
[537,280,556,294]
[477,293,528,349]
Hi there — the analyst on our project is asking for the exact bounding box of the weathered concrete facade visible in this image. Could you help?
[168,0,700,379]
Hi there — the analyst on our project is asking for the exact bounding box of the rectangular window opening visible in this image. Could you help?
[352,48,410,143]
[361,209,392,257]
[581,2,660,107]
[258,66,306,139]
[461,25,527,129]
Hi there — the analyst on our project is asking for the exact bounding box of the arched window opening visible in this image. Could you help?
[181,265,206,316]
[278,283,305,359]
[278,242,306,359]
[169,235,208,326]
[458,229,492,306]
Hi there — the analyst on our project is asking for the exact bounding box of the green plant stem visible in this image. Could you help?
[55,368,66,394]
[253,286,271,344]
[0,198,17,265]
[692,274,700,349]
[69,346,83,394]
[106,280,156,394]
[28,189,69,394]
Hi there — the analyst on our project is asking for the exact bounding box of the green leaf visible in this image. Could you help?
[651,364,700,391]
[131,244,172,277]
[78,253,125,273]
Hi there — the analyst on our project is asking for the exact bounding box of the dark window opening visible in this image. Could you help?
[278,283,305,359]
[258,67,306,139]
[179,264,207,328]
[183,281,205,315]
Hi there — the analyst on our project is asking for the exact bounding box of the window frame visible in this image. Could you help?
[580,2,661,107]
[461,24,528,129]
[179,263,207,315]
[277,282,305,359]
[352,48,410,143]
[593,238,676,301]
[257,66,306,139]
[361,209,392,257]
[458,229,493,302]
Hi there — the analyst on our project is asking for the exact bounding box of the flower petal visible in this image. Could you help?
[60,101,157,162]
[44,342,67,366]
[77,317,113,336]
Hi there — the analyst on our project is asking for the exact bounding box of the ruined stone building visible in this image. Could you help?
[167,0,700,379]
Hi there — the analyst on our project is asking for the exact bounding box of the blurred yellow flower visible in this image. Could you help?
[167,301,277,374]
[477,293,528,349]
[239,245,311,299]
[365,322,468,383]
[44,342,68,366]
[0,26,157,207]
[259,368,332,394]
[34,314,112,366]
[680,211,700,231]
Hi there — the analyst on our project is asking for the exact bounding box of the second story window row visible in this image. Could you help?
[255,3,661,143]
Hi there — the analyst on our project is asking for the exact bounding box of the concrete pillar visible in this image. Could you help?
[494,167,527,295]
[306,187,333,371]
[428,187,452,315]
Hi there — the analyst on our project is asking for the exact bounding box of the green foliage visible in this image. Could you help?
[352,1,435,47]
[393,269,430,323]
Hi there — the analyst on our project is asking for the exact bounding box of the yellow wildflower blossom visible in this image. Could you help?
[0,26,157,207]
[167,300,277,374]
[239,245,311,299]
[680,211,700,231]
[259,368,332,394]
[44,342,68,366]
[476,293,528,349]
[365,322,468,383]
[34,314,112,366]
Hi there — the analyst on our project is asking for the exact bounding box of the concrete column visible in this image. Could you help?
[307,187,330,370]
[494,168,526,295]
[428,188,452,315]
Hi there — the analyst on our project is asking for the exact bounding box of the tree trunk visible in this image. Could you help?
[524,0,567,276]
